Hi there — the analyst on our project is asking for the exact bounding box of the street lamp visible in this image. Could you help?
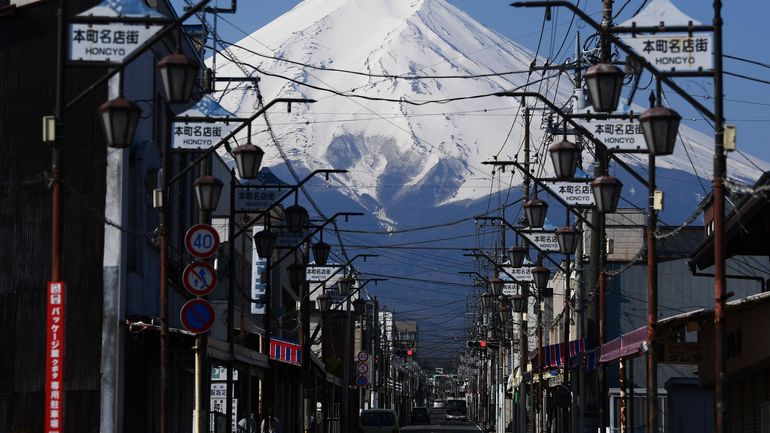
[532,266,550,292]
[157,53,199,104]
[192,175,224,211]
[523,198,548,228]
[508,245,526,268]
[480,291,495,309]
[253,229,277,258]
[499,304,512,322]
[312,240,331,266]
[639,106,682,156]
[584,63,625,113]
[556,225,581,255]
[98,97,141,148]
[317,292,331,313]
[338,275,354,295]
[231,143,264,179]
[511,293,526,313]
[591,175,623,213]
[287,262,305,288]
[490,276,504,296]
[549,139,580,179]
[284,204,308,233]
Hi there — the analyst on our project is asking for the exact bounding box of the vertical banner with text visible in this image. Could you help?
[45,282,66,433]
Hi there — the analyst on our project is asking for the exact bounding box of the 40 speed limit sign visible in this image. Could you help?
[185,224,220,259]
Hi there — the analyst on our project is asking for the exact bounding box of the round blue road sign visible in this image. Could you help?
[180,298,215,334]
[355,375,368,387]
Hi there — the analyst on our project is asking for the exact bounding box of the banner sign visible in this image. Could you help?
[251,227,266,315]
[270,338,302,366]
[621,34,712,72]
[235,188,280,213]
[518,231,561,253]
[575,119,646,152]
[68,23,162,62]
[542,180,595,207]
[45,282,66,433]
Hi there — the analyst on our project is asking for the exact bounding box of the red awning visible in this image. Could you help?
[599,327,648,364]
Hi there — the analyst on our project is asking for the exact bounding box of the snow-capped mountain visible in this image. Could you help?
[213,0,769,225]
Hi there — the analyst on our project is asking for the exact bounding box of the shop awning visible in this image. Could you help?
[598,327,648,364]
[528,338,586,368]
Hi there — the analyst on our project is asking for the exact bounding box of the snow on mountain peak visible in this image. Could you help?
[213,0,769,223]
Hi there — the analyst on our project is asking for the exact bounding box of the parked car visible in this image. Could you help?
[359,409,400,433]
[410,407,430,425]
[445,398,468,422]
[432,400,445,409]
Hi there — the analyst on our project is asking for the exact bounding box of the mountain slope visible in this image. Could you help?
[214,0,769,224]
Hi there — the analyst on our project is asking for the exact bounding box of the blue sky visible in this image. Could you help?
[174,0,770,164]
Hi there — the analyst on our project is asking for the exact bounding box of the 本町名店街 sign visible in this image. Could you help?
[171,122,235,149]
[519,231,561,253]
[576,119,646,152]
[622,34,712,72]
[543,180,595,207]
[69,23,161,62]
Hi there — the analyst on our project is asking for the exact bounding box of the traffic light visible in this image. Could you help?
[466,340,500,350]
[466,340,487,349]
[407,348,414,357]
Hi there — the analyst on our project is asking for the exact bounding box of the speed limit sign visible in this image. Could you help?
[185,224,220,259]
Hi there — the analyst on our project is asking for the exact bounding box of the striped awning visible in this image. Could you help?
[528,338,586,368]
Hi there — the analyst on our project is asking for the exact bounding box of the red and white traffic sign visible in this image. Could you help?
[180,298,216,334]
[357,363,369,375]
[357,351,369,362]
[182,262,217,296]
[185,224,220,259]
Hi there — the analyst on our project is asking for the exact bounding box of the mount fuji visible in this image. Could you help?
[211,0,770,353]
[214,0,767,225]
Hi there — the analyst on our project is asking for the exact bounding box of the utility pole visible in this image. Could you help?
[646,87,660,433]
[521,98,531,433]
[712,2,728,433]
[595,2,612,430]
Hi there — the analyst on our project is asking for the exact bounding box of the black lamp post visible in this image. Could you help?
[231,143,264,179]
[532,266,550,292]
[591,175,623,213]
[584,63,625,113]
[508,245,526,268]
[253,229,277,258]
[192,175,224,211]
[556,225,581,255]
[312,241,331,266]
[549,139,580,179]
[98,97,141,148]
[287,262,305,288]
[639,106,681,156]
[490,276,505,297]
[317,292,331,313]
[481,291,495,309]
[284,204,308,233]
[523,198,548,228]
[157,53,199,104]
